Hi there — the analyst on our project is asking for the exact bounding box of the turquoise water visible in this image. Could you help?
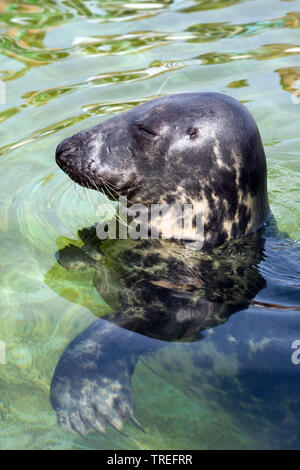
[0,0,300,450]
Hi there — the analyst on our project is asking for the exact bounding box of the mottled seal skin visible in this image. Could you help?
[51,228,267,436]
[56,92,270,246]
[52,93,272,436]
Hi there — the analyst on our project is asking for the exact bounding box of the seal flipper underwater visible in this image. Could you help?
[52,92,279,436]
[50,319,153,436]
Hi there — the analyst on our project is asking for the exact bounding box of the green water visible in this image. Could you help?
[0,0,299,450]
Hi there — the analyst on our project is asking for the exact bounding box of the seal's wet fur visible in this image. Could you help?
[52,93,271,435]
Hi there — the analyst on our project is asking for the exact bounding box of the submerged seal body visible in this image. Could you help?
[50,93,281,437]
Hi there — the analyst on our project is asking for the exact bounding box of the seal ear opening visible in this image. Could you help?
[188,128,199,139]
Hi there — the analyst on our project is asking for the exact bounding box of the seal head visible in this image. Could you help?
[56,92,270,246]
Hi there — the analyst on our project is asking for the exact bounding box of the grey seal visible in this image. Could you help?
[50,93,300,439]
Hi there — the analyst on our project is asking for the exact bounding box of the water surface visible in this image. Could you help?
[0,0,300,450]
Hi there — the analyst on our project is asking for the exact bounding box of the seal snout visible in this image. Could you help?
[55,138,73,169]
[56,137,85,186]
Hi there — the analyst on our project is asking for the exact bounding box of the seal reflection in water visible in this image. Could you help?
[52,93,299,439]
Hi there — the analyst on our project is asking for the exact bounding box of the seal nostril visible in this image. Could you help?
[55,139,73,168]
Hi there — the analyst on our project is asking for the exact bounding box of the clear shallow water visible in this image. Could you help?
[0,0,300,450]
